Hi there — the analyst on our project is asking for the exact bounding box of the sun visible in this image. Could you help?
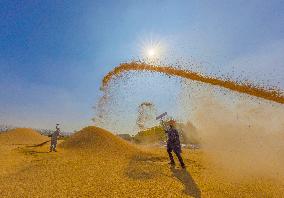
[138,35,166,61]
[147,48,156,57]
[142,43,161,60]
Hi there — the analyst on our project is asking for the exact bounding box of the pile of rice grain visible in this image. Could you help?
[60,126,137,155]
[0,128,48,145]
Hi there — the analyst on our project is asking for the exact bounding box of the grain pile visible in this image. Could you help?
[61,126,137,155]
[0,128,48,176]
[0,128,48,145]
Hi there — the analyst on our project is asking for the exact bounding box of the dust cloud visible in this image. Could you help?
[179,83,284,180]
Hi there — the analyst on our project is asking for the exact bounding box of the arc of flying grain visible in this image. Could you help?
[102,62,284,104]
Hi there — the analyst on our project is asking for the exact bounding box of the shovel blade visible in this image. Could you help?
[156,112,167,120]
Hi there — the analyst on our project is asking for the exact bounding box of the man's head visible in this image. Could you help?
[168,120,176,128]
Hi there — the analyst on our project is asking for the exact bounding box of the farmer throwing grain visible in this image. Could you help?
[165,120,185,168]
[50,124,61,152]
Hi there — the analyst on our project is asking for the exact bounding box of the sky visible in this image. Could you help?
[0,0,283,132]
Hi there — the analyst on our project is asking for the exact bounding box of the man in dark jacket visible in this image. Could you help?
[165,120,185,168]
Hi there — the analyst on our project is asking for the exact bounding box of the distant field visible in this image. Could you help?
[0,127,283,197]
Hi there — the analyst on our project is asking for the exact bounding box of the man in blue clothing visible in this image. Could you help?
[165,120,185,168]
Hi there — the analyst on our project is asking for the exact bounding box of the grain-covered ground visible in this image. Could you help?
[0,127,283,197]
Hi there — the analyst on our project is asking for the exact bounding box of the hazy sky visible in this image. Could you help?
[1,0,283,132]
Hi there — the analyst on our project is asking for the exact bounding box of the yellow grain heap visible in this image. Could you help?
[61,126,137,155]
[0,128,48,145]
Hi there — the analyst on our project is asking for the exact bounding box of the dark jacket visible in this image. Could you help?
[165,127,181,152]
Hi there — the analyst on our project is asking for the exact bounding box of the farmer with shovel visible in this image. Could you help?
[156,113,185,168]
[50,124,61,152]
[165,120,185,168]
